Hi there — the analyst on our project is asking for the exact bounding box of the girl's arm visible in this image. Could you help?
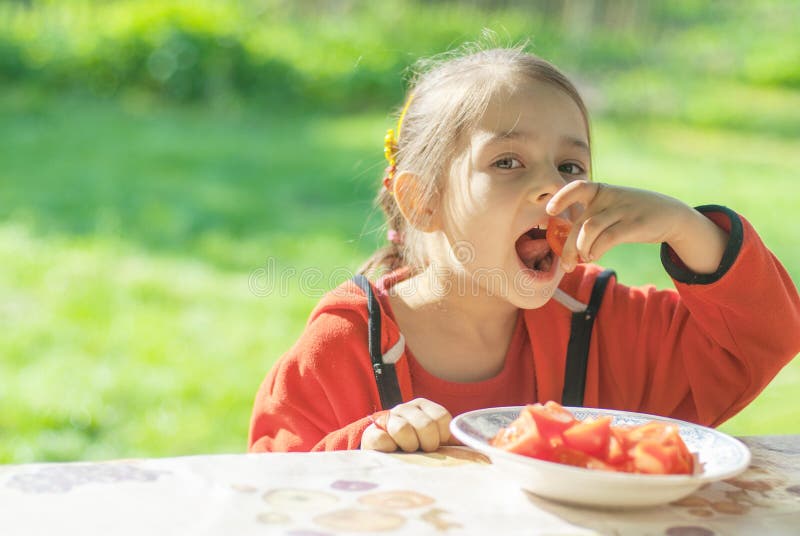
[588,206,800,426]
[248,310,383,452]
[662,205,729,274]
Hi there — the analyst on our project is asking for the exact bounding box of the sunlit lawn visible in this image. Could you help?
[1,88,798,463]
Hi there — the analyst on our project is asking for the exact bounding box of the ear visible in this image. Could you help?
[393,171,440,232]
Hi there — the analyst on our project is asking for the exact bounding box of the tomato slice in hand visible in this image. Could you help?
[547,216,586,263]
[546,216,571,258]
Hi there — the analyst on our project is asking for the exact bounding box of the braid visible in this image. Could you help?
[357,188,407,277]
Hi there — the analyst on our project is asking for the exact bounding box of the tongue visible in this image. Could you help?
[516,235,551,270]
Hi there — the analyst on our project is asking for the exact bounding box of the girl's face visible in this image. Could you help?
[438,78,590,308]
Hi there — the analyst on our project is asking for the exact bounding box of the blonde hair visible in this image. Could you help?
[358,44,591,277]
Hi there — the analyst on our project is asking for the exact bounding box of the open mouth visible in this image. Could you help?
[515,225,555,273]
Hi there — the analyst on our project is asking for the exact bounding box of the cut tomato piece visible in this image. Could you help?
[551,445,590,468]
[491,409,552,459]
[562,416,611,457]
[546,216,571,258]
[492,425,550,458]
[489,402,694,475]
[656,425,694,474]
[672,437,695,474]
[528,401,577,439]
[553,445,617,472]
[605,429,628,465]
[670,449,694,475]
[623,421,664,442]
[630,440,670,474]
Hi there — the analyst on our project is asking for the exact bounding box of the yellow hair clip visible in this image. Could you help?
[382,93,415,192]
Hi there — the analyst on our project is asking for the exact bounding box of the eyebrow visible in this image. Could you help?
[480,131,590,154]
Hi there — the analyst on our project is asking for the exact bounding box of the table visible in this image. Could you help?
[1,436,798,535]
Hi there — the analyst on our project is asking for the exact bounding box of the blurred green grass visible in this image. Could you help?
[1,0,799,463]
[1,88,798,463]
[0,88,386,462]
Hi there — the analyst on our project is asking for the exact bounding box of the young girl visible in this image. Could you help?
[249,46,800,453]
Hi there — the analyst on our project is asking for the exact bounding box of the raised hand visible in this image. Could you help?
[546,180,728,274]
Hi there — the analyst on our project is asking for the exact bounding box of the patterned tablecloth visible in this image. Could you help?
[1,436,798,535]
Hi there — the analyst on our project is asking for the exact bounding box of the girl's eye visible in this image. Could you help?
[493,156,523,170]
[558,162,585,175]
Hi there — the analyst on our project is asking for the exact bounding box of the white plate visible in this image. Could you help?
[449,406,751,508]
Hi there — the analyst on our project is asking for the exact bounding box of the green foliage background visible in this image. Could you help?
[1,0,798,463]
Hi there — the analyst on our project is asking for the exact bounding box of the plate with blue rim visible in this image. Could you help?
[449,406,750,508]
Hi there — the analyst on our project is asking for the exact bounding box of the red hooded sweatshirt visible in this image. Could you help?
[249,207,800,452]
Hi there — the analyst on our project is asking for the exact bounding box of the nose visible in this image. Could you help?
[526,168,568,204]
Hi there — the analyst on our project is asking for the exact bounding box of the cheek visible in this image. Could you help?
[442,178,490,237]
[450,173,517,221]
[452,174,492,214]
[442,174,519,264]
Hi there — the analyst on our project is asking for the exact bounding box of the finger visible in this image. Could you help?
[361,424,399,452]
[557,214,583,272]
[546,180,599,216]
[444,434,464,446]
[566,201,585,224]
[586,219,628,261]
[558,206,601,271]
[574,209,624,263]
[394,404,440,452]
[386,414,420,452]
[412,398,453,445]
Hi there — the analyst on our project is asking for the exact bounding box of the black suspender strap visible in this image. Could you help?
[561,269,616,407]
[351,274,403,410]
[354,267,614,410]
